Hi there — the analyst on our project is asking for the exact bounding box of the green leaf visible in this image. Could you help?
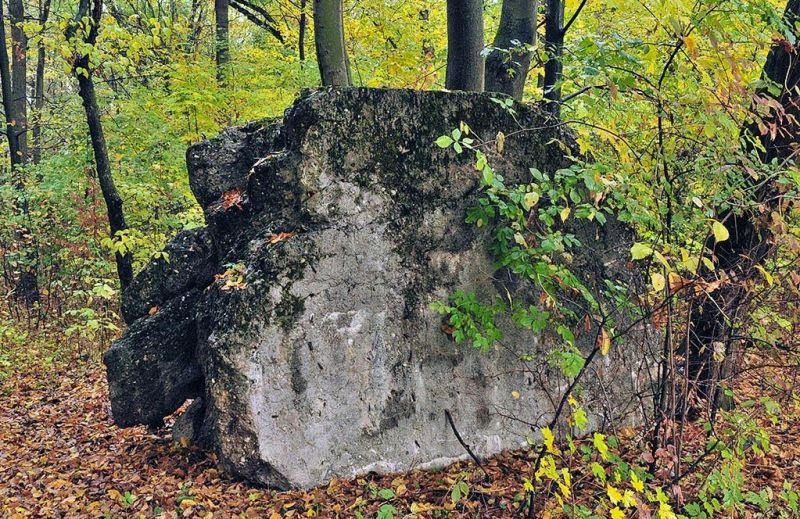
[557,350,584,379]
[630,242,653,260]
[475,151,487,171]
[591,462,607,483]
[435,135,454,148]
[523,191,540,210]
[451,481,469,504]
[482,166,495,186]
[377,488,395,500]
[450,484,461,504]
[573,407,588,432]
[593,432,609,460]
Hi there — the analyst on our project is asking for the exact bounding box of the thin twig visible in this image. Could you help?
[444,409,491,481]
[561,0,589,36]
[561,84,607,103]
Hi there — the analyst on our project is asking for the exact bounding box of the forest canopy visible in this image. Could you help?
[0,0,790,311]
[1,0,799,517]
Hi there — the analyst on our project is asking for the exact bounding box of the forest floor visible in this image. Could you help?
[1,345,798,519]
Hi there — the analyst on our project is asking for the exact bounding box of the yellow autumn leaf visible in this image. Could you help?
[607,484,623,504]
[630,471,644,493]
[410,502,436,513]
[683,34,698,57]
[631,242,653,260]
[560,206,571,222]
[594,432,609,460]
[712,220,729,242]
[523,191,540,210]
[659,502,678,519]
[51,478,71,488]
[542,426,560,454]
[755,265,774,286]
[610,506,626,519]
[653,250,670,269]
[598,327,612,355]
[561,468,572,488]
[651,272,665,292]
[621,489,636,508]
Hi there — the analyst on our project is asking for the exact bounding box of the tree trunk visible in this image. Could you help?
[445,0,484,92]
[485,0,538,100]
[742,0,800,164]
[32,0,51,165]
[75,70,134,289]
[67,0,134,289]
[0,0,20,169]
[1,0,38,307]
[313,0,350,86]
[187,0,203,53]
[8,0,26,162]
[688,0,799,410]
[229,0,284,43]
[32,45,45,164]
[543,0,564,117]
[299,0,307,63]
[215,0,230,85]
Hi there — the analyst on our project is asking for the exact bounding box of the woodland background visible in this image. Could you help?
[1,0,799,516]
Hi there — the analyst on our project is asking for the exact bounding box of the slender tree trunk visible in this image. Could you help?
[299,0,307,64]
[186,0,203,53]
[742,0,800,164]
[228,0,284,43]
[313,0,350,86]
[8,0,26,161]
[0,0,20,168]
[67,0,134,289]
[215,0,230,85]
[688,0,799,409]
[543,0,564,116]
[445,0,484,91]
[485,0,538,100]
[75,72,133,288]
[32,0,51,165]
[1,0,38,307]
[32,46,45,164]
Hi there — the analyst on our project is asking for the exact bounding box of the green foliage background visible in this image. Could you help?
[0,0,798,516]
